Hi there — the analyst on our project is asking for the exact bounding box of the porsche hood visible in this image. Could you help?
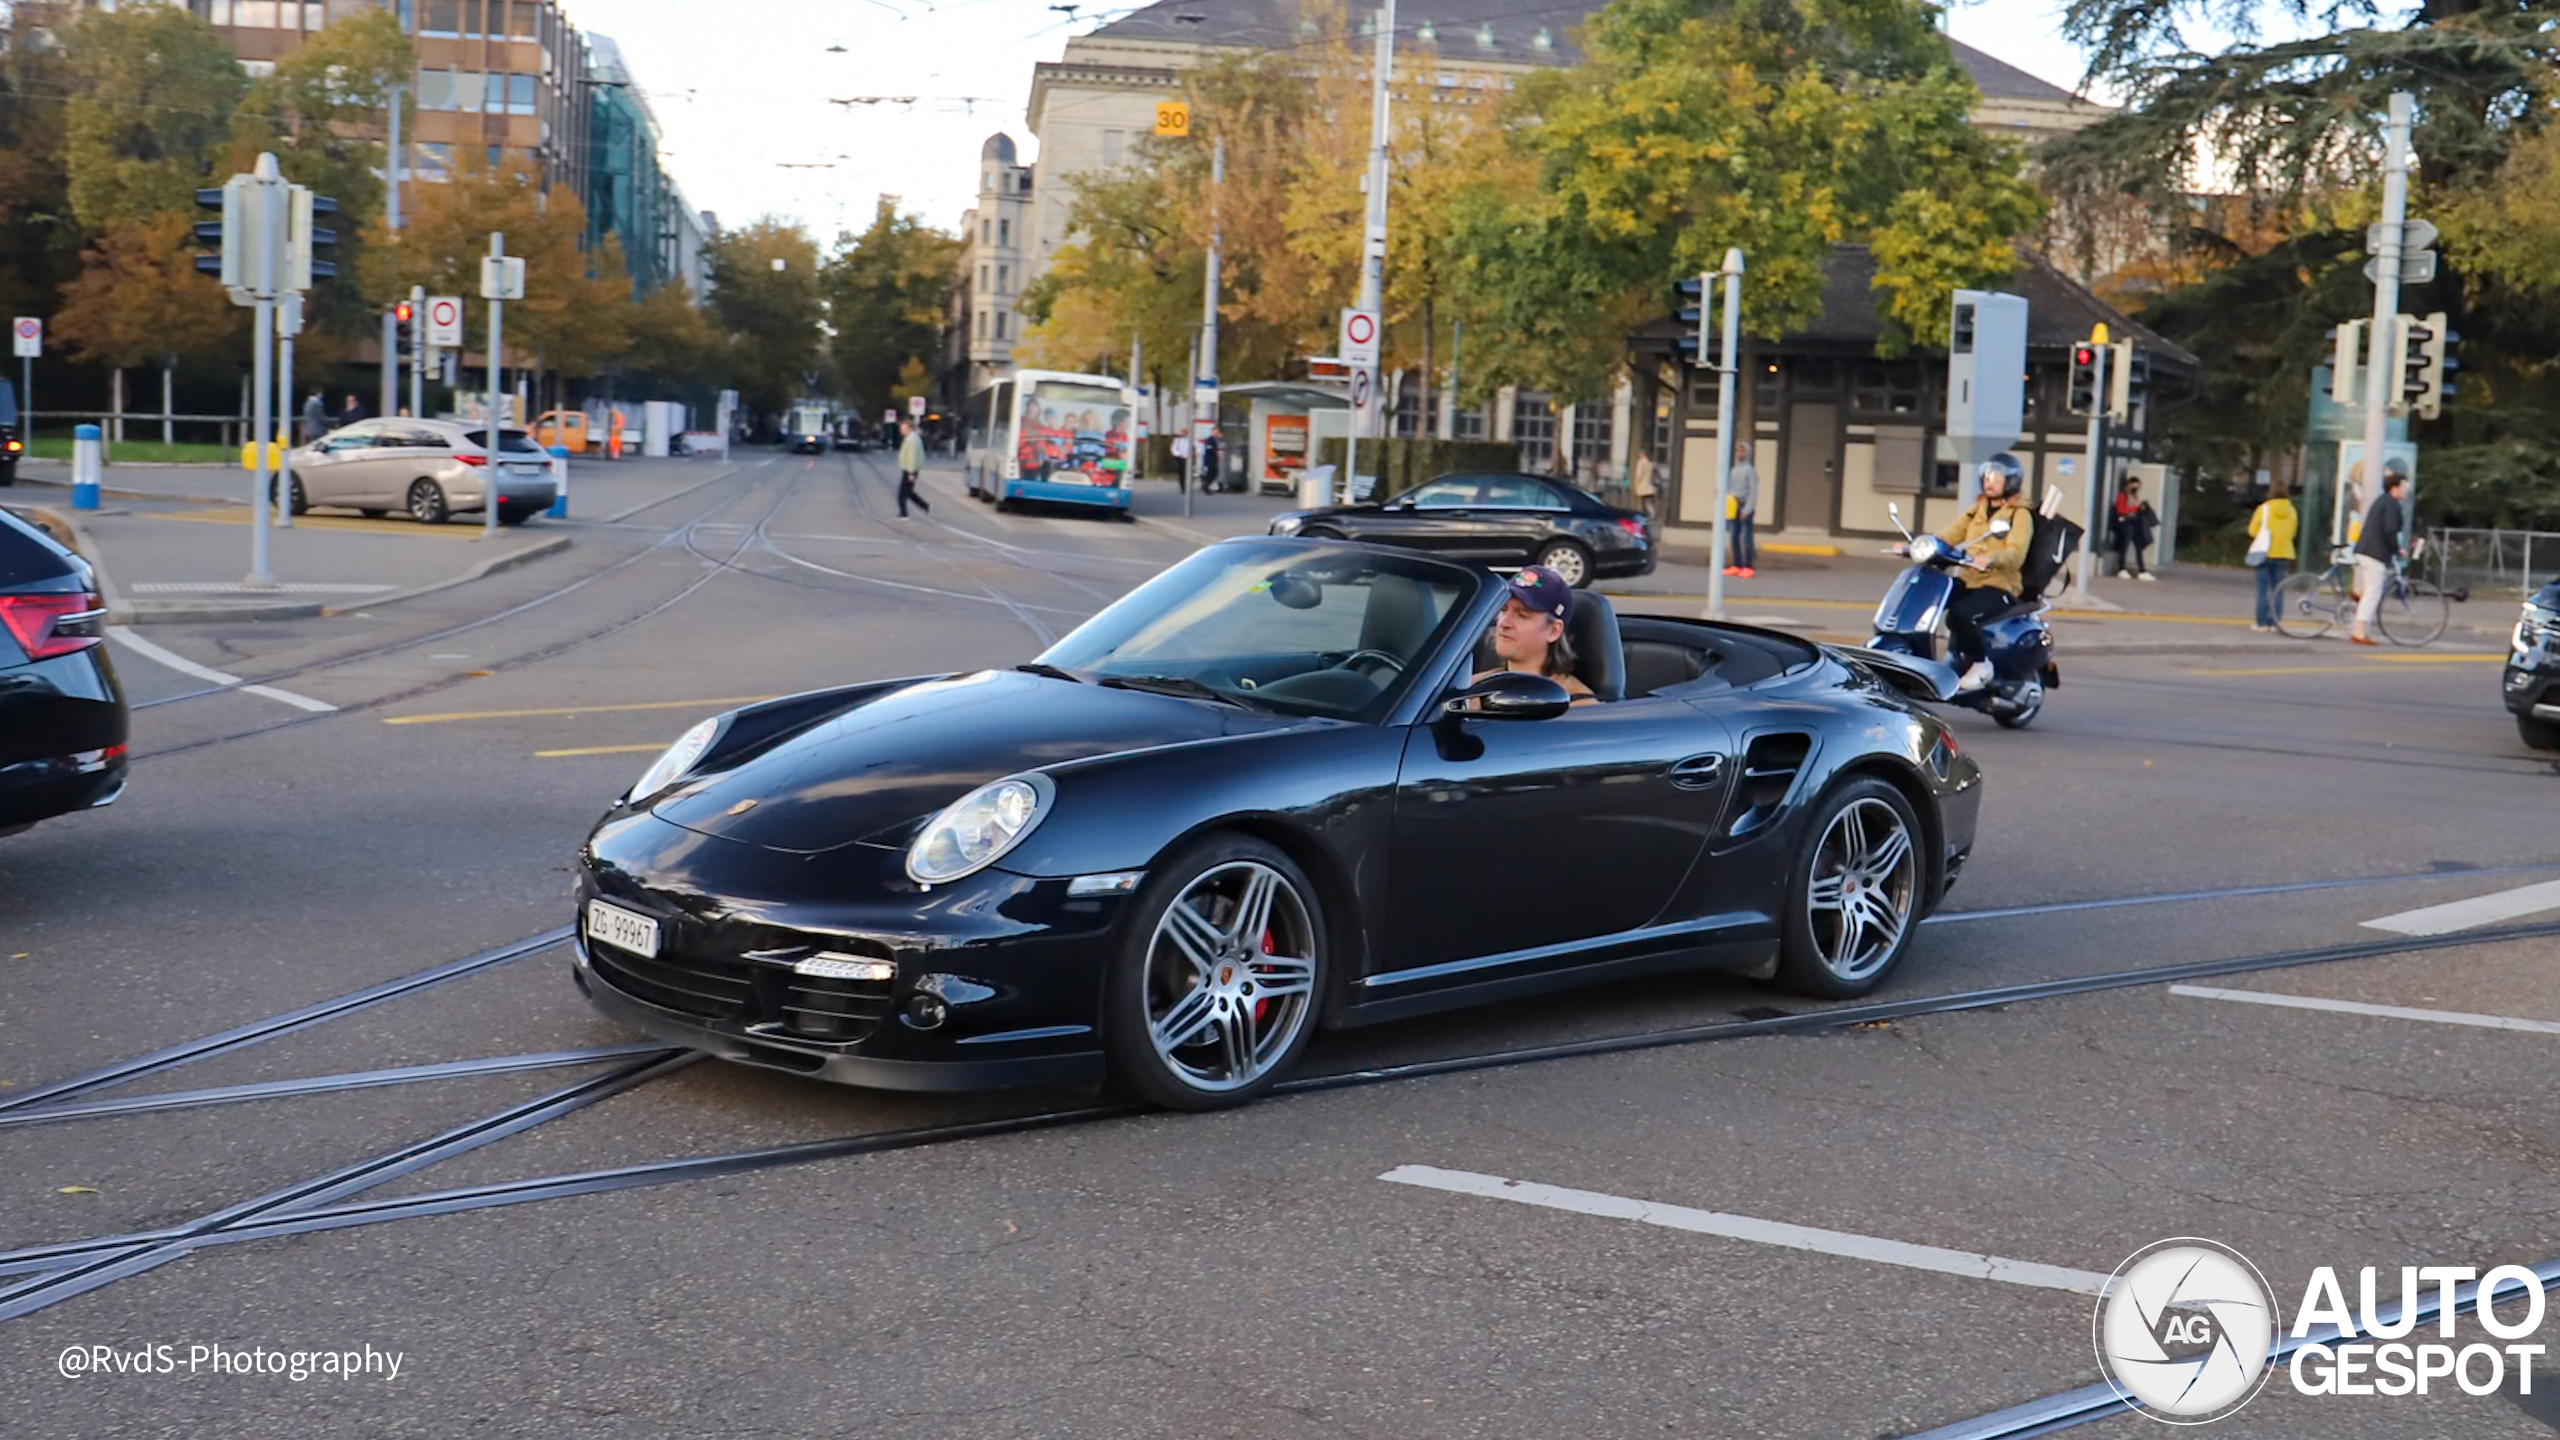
[647,669,1272,855]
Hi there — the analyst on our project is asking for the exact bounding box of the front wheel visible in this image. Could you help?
[1774,779,1924,999]
[1534,539,1593,588]
[1104,835,1326,1111]
[2379,578,2449,646]
[2274,571,2342,639]
[407,479,449,525]
[1994,686,2043,728]
[2520,713,2560,751]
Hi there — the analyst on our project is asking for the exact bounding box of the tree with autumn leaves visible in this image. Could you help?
[1023,0,2041,409]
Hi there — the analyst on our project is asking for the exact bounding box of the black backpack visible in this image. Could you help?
[2019,510,2081,602]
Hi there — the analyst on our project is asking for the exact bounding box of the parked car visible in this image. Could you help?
[2505,579,2560,749]
[0,378,20,487]
[1269,471,1655,587]
[0,505,124,836]
[284,420,556,525]
[532,409,589,455]
[572,536,1978,1109]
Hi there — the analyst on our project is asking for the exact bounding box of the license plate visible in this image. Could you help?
[505,462,548,476]
[585,899,659,958]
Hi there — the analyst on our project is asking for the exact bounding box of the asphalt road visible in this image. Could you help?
[4,451,2556,1439]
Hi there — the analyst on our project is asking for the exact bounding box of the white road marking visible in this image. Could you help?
[107,627,337,713]
[2361,879,2560,936]
[1378,1165,2113,1295]
[127,582,396,594]
[2171,984,2560,1036]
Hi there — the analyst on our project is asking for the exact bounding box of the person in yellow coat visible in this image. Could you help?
[1900,453,2033,694]
[2246,480,2299,632]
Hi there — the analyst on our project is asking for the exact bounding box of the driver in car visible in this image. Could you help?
[1910,453,2033,694]
[1473,565,1598,705]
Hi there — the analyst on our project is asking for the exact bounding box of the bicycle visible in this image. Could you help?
[2273,543,2450,645]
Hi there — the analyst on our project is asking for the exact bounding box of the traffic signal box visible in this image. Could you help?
[2066,343,2103,417]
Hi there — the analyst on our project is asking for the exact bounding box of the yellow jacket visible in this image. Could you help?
[2249,498,2298,563]
[1936,498,2034,596]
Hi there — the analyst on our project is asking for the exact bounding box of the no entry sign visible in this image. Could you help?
[424,296,463,348]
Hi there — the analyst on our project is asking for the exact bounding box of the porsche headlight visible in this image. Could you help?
[1269,515,1304,536]
[907,775,1050,885]
[630,717,721,801]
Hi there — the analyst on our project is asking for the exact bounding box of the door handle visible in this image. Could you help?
[1670,753,1726,789]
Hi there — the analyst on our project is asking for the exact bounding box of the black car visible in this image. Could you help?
[2504,580,2560,749]
[0,378,20,486]
[572,538,1980,1110]
[0,506,125,835]
[1269,471,1655,587]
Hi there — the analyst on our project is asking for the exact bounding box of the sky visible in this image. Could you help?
[567,0,2138,247]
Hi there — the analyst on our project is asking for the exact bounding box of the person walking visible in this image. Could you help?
[2109,476,2158,580]
[2349,461,2409,646]
[896,418,931,517]
[1724,441,1760,578]
[2245,478,2299,633]
[301,387,328,444]
[1629,448,1658,528]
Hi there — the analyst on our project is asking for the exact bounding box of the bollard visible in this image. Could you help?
[547,445,568,518]
[71,424,102,510]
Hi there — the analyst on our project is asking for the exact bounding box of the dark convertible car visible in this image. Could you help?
[574,538,1980,1109]
[1268,471,1654,587]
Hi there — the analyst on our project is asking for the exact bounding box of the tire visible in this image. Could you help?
[2520,714,2560,751]
[1103,834,1327,1111]
[0,461,15,487]
[1534,539,1593,588]
[1774,778,1924,999]
[406,479,449,525]
[2379,577,2449,647]
[2274,570,2342,639]
[288,476,308,516]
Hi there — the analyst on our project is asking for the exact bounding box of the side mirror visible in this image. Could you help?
[1443,671,1573,721]
[1887,502,1902,523]
[1986,518,2013,538]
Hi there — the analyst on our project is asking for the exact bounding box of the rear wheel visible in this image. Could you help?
[1535,539,1593,588]
[1104,835,1326,1111]
[2519,714,2560,751]
[2273,571,2341,639]
[406,479,449,525]
[1775,779,1923,998]
[2378,577,2449,646]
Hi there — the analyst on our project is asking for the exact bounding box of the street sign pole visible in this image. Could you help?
[14,317,38,450]
[247,155,281,590]
[2075,343,2109,600]
[276,292,300,529]
[1705,249,1743,620]
[2359,92,2415,545]
[485,232,507,538]
[411,285,428,419]
[1346,0,1396,502]
[1192,132,1222,521]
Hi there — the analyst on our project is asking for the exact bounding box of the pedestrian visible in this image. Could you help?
[1198,434,1221,492]
[2110,476,2158,580]
[335,392,364,431]
[302,386,327,444]
[1629,447,1658,528]
[2245,477,2298,633]
[896,418,931,517]
[1169,432,1190,491]
[2349,460,2409,646]
[1724,441,1759,578]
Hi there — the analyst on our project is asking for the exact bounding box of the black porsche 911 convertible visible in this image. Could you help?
[573,538,1983,1109]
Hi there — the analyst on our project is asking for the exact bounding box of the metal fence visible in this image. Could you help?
[2425,526,2560,597]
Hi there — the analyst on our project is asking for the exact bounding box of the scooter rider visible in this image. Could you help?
[1902,454,2033,694]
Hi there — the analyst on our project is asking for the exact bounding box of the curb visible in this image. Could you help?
[123,598,327,624]
[11,473,240,507]
[324,535,572,615]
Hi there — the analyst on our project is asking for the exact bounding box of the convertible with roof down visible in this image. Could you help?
[572,537,1982,1109]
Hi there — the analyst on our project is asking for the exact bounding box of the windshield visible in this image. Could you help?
[463,428,542,453]
[1039,541,1476,722]
[1017,382,1131,485]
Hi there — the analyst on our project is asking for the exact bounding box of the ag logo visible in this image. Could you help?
[2094,1238,2279,1423]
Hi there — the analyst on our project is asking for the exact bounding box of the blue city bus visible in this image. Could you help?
[963,369,1136,515]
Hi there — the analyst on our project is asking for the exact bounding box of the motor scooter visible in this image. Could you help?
[1862,494,2067,729]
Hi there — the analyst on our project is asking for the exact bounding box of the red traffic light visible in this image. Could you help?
[394,302,414,323]
[2072,345,2096,365]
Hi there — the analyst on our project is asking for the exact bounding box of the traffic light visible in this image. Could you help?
[2392,312,2433,412]
[2066,342,2103,416]
[191,178,264,290]
[2404,310,2454,420]
[2105,340,2147,422]
[393,300,414,358]
[286,187,338,289]
[1950,299,1977,354]
[2329,320,2366,407]
[1674,276,1705,361]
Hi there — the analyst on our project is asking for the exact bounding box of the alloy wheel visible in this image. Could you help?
[1143,861,1318,1093]
[1803,797,1917,983]
[1537,542,1589,587]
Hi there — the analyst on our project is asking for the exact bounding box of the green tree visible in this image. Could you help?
[58,3,246,232]
[51,212,241,374]
[1444,0,2042,401]
[0,7,77,323]
[704,217,823,414]
[823,198,962,412]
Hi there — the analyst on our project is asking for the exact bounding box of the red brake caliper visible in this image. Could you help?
[1254,926,1275,1024]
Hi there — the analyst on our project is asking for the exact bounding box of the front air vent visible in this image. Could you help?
[1720,732,1813,844]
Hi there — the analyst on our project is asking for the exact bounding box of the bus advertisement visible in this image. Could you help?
[964,370,1137,514]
